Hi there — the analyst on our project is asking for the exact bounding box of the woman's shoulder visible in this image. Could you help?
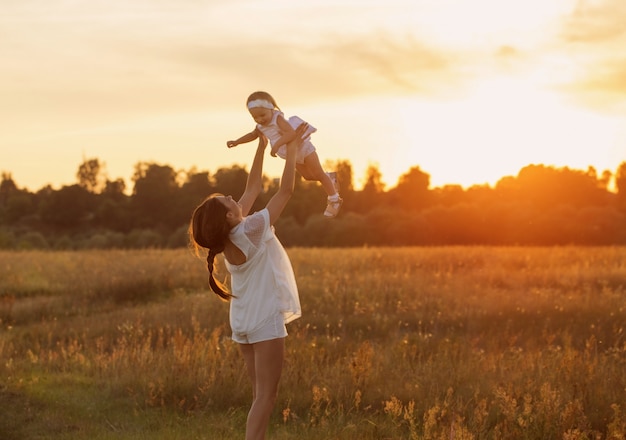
[246,208,269,225]
[239,209,269,232]
[239,209,271,248]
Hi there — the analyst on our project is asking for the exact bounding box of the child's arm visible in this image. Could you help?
[269,114,297,157]
[227,129,260,148]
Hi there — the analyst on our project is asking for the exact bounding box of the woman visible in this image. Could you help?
[190,123,308,440]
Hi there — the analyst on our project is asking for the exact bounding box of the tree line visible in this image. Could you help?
[1,158,625,249]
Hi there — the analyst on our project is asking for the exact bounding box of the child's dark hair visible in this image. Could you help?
[247,91,280,110]
[189,194,233,301]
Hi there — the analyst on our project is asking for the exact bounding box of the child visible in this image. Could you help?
[227,91,343,218]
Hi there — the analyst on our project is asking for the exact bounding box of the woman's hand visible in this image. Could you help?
[227,140,238,148]
[276,123,308,157]
[293,123,309,142]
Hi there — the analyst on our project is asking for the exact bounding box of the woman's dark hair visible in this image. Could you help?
[189,194,233,300]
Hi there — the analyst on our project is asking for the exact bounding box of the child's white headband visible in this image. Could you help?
[247,99,274,110]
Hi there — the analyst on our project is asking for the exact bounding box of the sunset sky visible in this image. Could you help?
[2,0,625,192]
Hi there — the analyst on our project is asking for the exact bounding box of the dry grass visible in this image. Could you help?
[1,247,625,439]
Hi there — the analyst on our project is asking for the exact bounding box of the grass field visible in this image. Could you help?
[1,247,625,439]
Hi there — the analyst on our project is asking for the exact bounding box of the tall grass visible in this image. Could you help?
[1,247,625,439]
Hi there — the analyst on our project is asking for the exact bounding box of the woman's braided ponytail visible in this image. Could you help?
[189,195,233,301]
[207,246,231,300]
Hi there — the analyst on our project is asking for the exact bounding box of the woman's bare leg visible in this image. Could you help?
[240,343,256,399]
[241,338,285,440]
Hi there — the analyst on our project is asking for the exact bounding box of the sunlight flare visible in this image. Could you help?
[392,74,621,188]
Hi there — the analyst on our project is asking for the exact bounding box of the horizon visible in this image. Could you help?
[2,156,622,194]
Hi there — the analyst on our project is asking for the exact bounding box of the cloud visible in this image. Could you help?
[568,59,626,105]
[495,45,520,60]
[111,29,461,107]
[562,0,626,43]
[15,0,626,135]
[318,34,452,93]
[1,0,510,119]
[555,0,626,108]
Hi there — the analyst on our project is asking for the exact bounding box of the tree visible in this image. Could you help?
[430,185,468,209]
[178,170,215,224]
[4,155,626,248]
[362,163,385,194]
[0,173,21,223]
[0,172,18,202]
[353,163,386,213]
[131,163,180,229]
[102,178,127,200]
[77,158,105,193]
[514,164,611,209]
[3,193,35,225]
[212,165,249,199]
[39,184,95,229]
[389,166,431,211]
[90,177,131,231]
[180,170,213,206]
[616,161,626,211]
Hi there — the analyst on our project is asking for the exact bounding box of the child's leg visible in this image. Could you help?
[295,164,316,181]
[298,152,337,197]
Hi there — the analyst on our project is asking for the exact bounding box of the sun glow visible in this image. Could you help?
[391,75,620,188]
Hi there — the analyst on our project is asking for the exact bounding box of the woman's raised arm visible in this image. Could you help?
[266,123,308,225]
[238,132,267,216]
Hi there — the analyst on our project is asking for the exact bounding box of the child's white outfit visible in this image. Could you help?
[256,110,317,164]
[250,105,343,218]
[225,208,301,344]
